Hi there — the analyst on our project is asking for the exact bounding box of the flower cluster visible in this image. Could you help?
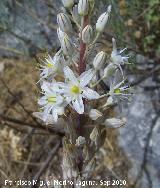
[35,0,131,125]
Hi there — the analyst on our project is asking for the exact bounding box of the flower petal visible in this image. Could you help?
[50,82,67,94]
[43,105,52,121]
[82,87,100,99]
[56,95,64,105]
[52,108,58,122]
[72,96,84,114]
[79,69,94,87]
[63,66,78,85]
[41,81,53,94]
[38,96,47,106]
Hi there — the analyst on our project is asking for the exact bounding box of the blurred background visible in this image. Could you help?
[0,0,160,188]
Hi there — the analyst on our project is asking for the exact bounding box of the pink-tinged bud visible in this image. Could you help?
[57,13,72,33]
[93,51,107,70]
[82,25,93,44]
[89,109,102,120]
[62,0,74,8]
[78,0,89,16]
[96,5,111,32]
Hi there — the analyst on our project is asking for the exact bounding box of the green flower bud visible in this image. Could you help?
[57,28,74,56]
[57,13,72,33]
[82,25,93,44]
[62,0,74,8]
[78,0,89,16]
[103,64,117,79]
[90,127,99,142]
[96,5,111,32]
[72,5,81,25]
[93,51,107,70]
[89,109,102,120]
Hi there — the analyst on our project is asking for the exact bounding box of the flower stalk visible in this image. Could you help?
[79,15,89,74]
[34,0,132,184]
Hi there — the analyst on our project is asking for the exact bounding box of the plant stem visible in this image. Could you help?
[79,16,89,74]
[77,15,89,136]
[76,15,89,174]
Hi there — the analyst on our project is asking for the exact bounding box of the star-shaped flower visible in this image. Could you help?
[54,66,100,114]
[40,51,63,79]
[38,82,64,122]
[111,38,129,65]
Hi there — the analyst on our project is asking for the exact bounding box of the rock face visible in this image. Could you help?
[118,79,160,188]
[0,0,60,57]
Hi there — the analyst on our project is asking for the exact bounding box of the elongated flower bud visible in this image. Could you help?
[58,30,74,56]
[93,51,107,70]
[57,13,72,33]
[89,109,102,120]
[104,117,126,128]
[78,0,89,16]
[62,0,74,8]
[90,127,99,142]
[57,27,65,43]
[72,5,81,25]
[82,25,93,44]
[103,64,117,78]
[96,5,111,32]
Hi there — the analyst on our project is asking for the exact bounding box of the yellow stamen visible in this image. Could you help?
[47,63,53,68]
[114,88,121,94]
[71,85,81,94]
[47,96,57,103]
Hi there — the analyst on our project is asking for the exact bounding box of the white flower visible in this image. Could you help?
[109,79,131,102]
[54,66,100,114]
[40,52,63,79]
[38,82,64,122]
[89,109,102,120]
[111,38,129,65]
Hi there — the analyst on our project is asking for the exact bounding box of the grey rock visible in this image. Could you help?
[0,0,60,57]
[118,79,160,188]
